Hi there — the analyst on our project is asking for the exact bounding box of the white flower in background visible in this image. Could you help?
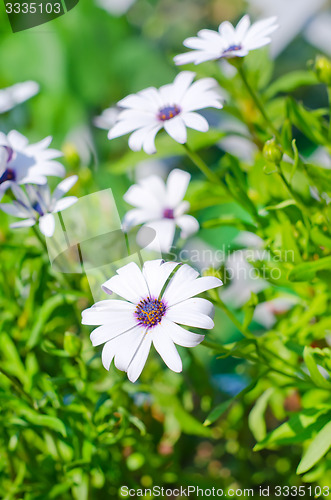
[82,259,222,382]
[221,232,268,308]
[95,0,135,16]
[0,176,78,237]
[253,297,297,329]
[174,15,278,65]
[123,169,199,253]
[0,130,65,198]
[0,81,39,114]
[93,107,119,130]
[108,71,223,154]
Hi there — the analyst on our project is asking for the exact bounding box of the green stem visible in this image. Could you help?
[183,144,220,185]
[237,65,281,142]
[209,290,254,339]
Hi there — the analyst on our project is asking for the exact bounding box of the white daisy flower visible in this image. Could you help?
[123,169,199,253]
[0,81,39,114]
[82,259,222,382]
[174,15,278,66]
[0,130,65,198]
[0,176,78,237]
[108,71,223,154]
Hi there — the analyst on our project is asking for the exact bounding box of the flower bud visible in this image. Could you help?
[315,55,331,86]
[263,138,282,164]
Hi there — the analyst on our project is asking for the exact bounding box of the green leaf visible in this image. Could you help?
[303,346,331,389]
[248,388,273,442]
[254,408,331,451]
[311,227,331,249]
[27,293,77,349]
[18,409,67,437]
[305,164,331,195]
[288,256,331,282]
[264,71,318,100]
[203,400,232,427]
[297,421,331,474]
[287,98,328,145]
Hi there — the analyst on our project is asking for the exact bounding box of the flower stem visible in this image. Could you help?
[209,289,254,339]
[183,144,220,185]
[237,65,281,142]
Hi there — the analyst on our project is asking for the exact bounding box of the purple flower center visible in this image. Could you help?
[223,44,242,54]
[32,201,44,216]
[163,208,174,219]
[135,297,166,328]
[0,168,16,185]
[158,105,181,121]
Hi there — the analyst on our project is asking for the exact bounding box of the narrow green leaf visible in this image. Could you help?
[303,347,331,389]
[297,421,331,474]
[288,256,331,282]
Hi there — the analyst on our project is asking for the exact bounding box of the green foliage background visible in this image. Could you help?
[1,0,331,498]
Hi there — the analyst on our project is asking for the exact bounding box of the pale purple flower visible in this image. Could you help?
[108,72,223,154]
[82,259,222,382]
[174,15,278,65]
[0,131,65,199]
[0,176,78,237]
[123,169,199,253]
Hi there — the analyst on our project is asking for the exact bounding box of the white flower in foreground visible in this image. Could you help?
[0,176,78,237]
[123,169,199,253]
[0,130,65,198]
[0,81,39,114]
[82,260,222,382]
[108,71,223,154]
[174,15,278,65]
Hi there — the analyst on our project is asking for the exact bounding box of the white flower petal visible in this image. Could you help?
[165,168,190,209]
[52,175,78,202]
[166,298,214,329]
[142,124,163,155]
[142,260,179,298]
[164,116,187,144]
[161,318,205,347]
[39,213,55,237]
[235,14,251,40]
[114,327,145,371]
[10,218,36,229]
[102,262,149,303]
[172,71,196,102]
[182,112,209,132]
[163,265,222,305]
[176,214,199,238]
[90,323,137,346]
[127,333,153,382]
[139,218,176,253]
[0,202,30,218]
[122,208,157,231]
[152,323,183,372]
[108,118,150,139]
[82,300,136,328]
[53,196,78,213]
